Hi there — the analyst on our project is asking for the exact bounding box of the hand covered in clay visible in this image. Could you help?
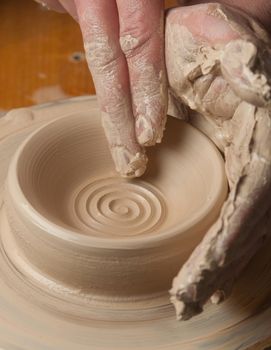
[167,2,271,320]
[34,0,167,178]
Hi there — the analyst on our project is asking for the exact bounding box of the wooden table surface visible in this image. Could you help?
[0,0,176,111]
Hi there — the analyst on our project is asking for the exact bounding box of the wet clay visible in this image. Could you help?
[166,3,271,320]
[2,95,226,309]
[0,96,271,349]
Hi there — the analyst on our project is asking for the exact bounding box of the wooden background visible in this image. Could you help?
[0,0,177,111]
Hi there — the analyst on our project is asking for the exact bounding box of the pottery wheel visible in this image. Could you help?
[0,96,271,350]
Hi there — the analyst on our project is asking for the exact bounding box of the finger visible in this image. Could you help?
[58,0,78,21]
[34,0,66,12]
[210,205,271,305]
[74,0,147,177]
[171,103,271,320]
[116,0,168,146]
[34,0,78,21]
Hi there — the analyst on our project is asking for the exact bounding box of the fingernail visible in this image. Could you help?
[111,147,148,178]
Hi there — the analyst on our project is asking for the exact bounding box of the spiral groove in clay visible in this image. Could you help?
[3,110,228,303]
[70,178,166,237]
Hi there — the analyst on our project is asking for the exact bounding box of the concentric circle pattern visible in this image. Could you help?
[69,178,166,237]
[0,97,270,350]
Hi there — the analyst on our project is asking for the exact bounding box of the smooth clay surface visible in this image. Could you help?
[0,97,270,349]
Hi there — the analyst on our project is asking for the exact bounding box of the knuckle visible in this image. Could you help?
[119,30,154,58]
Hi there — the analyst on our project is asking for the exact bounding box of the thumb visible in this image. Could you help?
[221,38,271,107]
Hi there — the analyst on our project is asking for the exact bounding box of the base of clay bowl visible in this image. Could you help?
[0,97,271,349]
[4,99,227,316]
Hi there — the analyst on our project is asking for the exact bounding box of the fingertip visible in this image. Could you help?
[124,151,148,178]
[111,147,148,178]
[170,295,203,321]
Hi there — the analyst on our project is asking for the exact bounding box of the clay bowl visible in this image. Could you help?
[3,111,227,320]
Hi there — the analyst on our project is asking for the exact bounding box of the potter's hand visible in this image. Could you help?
[35,0,167,178]
[166,2,271,320]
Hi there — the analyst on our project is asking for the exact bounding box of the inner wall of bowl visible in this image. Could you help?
[16,114,226,238]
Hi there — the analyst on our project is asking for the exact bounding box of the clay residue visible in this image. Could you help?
[101,101,147,178]
[221,39,271,106]
[133,63,168,146]
[110,148,147,178]
[119,34,139,52]
[166,3,271,320]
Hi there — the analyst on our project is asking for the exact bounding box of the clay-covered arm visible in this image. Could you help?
[166,2,271,320]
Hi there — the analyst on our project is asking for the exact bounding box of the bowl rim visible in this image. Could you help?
[7,112,228,250]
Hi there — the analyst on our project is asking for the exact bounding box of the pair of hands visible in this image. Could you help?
[36,0,271,320]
